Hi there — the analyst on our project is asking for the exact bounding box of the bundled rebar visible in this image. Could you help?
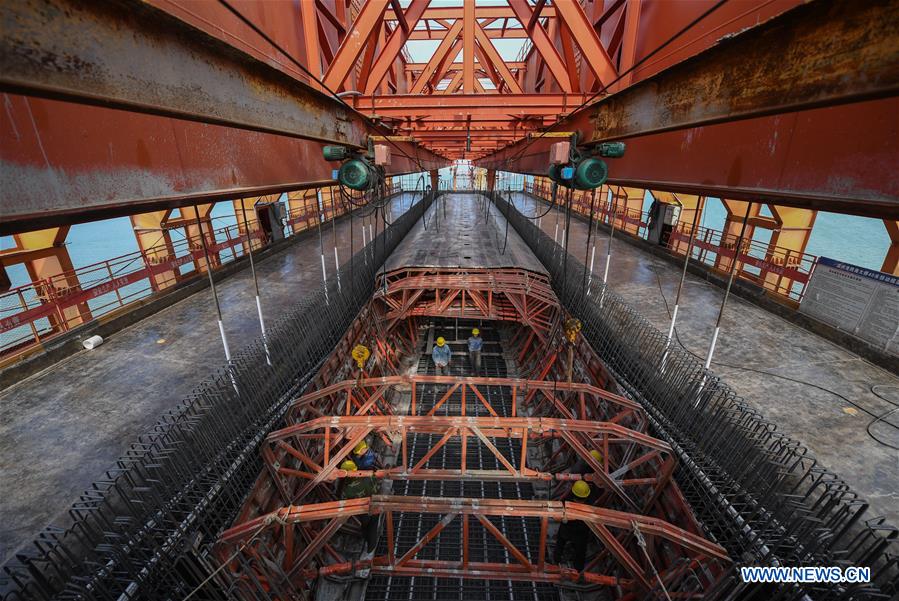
[492,190,898,601]
[0,191,435,601]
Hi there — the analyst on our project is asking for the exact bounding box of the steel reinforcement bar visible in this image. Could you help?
[491,191,898,601]
[0,191,436,601]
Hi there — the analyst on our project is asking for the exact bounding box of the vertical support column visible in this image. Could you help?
[178,204,219,273]
[233,198,262,254]
[486,168,496,194]
[131,211,180,291]
[429,169,439,191]
[611,187,643,236]
[766,205,816,297]
[716,200,759,274]
[463,0,476,93]
[11,227,91,332]
[883,220,899,275]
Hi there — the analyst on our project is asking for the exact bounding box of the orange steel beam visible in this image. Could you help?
[462,0,475,93]
[429,40,464,90]
[385,7,557,20]
[507,0,573,92]
[364,0,431,94]
[408,28,529,40]
[322,0,389,91]
[409,20,463,94]
[264,414,667,508]
[219,496,728,589]
[474,21,524,94]
[614,0,642,91]
[527,0,547,31]
[355,93,588,116]
[552,0,617,87]
[406,60,527,72]
[884,220,899,275]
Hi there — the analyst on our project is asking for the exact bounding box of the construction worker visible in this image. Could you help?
[554,449,602,500]
[467,328,483,375]
[432,336,452,375]
[352,439,379,470]
[553,479,595,572]
[337,459,380,555]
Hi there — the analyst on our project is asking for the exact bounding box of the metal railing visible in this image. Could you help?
[0,184,405,360]
[0,189,434,601]
[492,191,898,601]
[521,182,817,302]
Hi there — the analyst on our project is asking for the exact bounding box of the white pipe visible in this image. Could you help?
[320,253,327,283]
[553,223,559,244]
[255,296,270,366]
[589,245,596,274]
[333,246,340,272]
[602,253,611,284]
[667,304,679,342]
[704,326,720,370]
[217,320,231,361]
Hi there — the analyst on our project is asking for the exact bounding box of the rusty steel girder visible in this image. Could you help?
[219,496,729,593]
[479,0,899,216]
[0,0,445,231]
[0,0,366,146]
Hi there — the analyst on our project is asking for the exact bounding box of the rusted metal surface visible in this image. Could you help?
[587,0,899,143]
[478,0,899,216]
[0,0,365,145]
[0,0,444,231]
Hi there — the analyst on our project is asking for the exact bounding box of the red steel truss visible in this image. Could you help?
[221,266,729,597]
[220,496,728,593]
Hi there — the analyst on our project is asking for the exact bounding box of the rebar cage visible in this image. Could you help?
[0,191,435,601]
[492,190,898,601]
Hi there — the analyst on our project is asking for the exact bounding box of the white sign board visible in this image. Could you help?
[800,257,898,356]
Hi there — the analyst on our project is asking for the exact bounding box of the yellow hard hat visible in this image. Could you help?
[436,337,446,346]
[572,480,591,499]
[341,459,357,471]
[472,328,480,336]
[353,440,369,455]
[589,450,603,462]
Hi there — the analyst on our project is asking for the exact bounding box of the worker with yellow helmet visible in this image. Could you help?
[467,327,483,375]
[337,452,380,560]
[431,335,452,375]
[351,438,378,470]
[553,478,596,571]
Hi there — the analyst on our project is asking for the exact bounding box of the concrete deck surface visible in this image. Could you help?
[510,192,899,527]
[0,193,418,563]
[386,193,546,274]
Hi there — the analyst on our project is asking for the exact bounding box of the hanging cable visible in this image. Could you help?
[650,263,899,450]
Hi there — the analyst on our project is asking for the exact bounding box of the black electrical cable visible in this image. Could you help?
[649,263,899,450]
[518,182,560,220]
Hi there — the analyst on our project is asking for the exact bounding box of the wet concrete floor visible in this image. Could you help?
[510,192,899,527]
[0,193,418,563]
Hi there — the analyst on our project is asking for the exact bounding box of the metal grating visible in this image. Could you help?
[365,318,559,601]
